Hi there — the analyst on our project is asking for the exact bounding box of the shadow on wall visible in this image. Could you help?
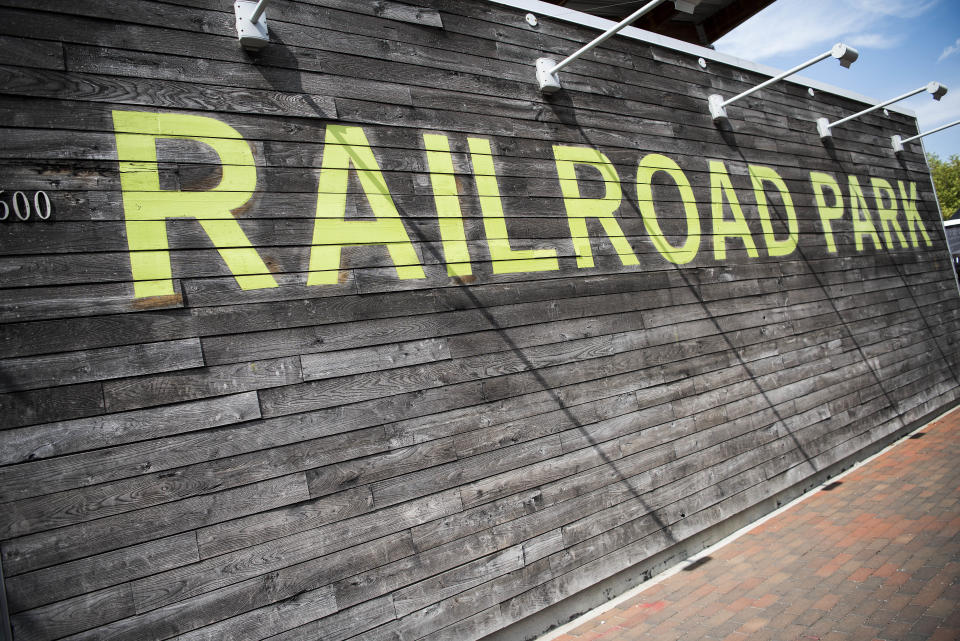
[540,91,823,480]
[0,547,11,641]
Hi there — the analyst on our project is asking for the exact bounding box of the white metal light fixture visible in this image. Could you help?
[817,82,948,142]
[235,0,271,51]
[892,118,960,154]
[536,0,702,94]
[708,43,858,124]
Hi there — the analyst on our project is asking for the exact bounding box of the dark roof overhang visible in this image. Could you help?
[539,0,776,47]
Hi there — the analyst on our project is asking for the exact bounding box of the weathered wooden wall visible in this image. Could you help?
[1,1,959,640]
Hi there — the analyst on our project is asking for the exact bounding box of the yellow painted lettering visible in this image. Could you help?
[424,134,472,277]
[809,172,844,253]
[112,110,277,298]
[848,176,882,252]
[870,178,909,250]
[748,165,798,257]
[468,138,559,274]
[552,145,637,268]
[709,161,759,261]
[897,181,933,247]
[308,125,425,285]
[636,154,701,265]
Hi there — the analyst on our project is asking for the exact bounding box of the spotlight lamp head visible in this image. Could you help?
[892,117,960,154]
[536,57,562,94]
[831,43,859,68]
[927,82,948,101]
[708,41,860,126]
[235,0,270,51]
[821,80,947,144]
[891,135,905,154]
[672,0,704,13]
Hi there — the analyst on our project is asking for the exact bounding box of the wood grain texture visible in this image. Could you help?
[102,355,303,412]
[0,391,260,466]
[0,1,957,641]
[0,382,104,430]
[1,474,309,575]
[0,338,204,393]
[5,533,198,613]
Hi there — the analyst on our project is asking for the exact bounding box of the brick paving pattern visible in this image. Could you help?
[551,408,960,641]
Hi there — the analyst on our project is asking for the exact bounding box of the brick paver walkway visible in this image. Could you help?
[548,408,960,641]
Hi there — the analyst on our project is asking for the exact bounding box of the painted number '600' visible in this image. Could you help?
[0,190,52,221]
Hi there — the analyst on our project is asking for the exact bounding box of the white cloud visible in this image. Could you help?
[715,0,938,62]
[847,33,904,50]
[849,0,940,18]
[939,38,960,62]
[713,0,863,61]
[907,88,960,130]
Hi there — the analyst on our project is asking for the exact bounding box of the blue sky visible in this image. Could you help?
[714,0,960,160]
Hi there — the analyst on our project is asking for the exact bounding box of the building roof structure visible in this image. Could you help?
[540,0,774,46]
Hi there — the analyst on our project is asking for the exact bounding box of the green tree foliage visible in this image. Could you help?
[927,153,960,220]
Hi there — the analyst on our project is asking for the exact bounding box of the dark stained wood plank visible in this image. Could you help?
[6,379,481,513]
[169,584,339,641]
[1,288,446,360]
[370,2,443,27]
[124,491,459,624]
[300,337,451,381]
[9,584,133,641]
[5,533,198,613]
[395,558,551,641]
[0,280,184,324]
[0,391,260,466]
[306,437,458,499]
[0,64,339,120]
[0,35,64,70]
[0,425,387,534]
[132,487,374,611]
[416,604,506,641]
[259,595,396,641]
[0,382,103,430]
[194,487,459,570]
[0,338,204,393]
[182,270,360,307]
[102,355,302,412]
[451,390,639,460]
[1,473,309,575]
[393,545,523,617]
[372,435,563,508]
[138,535,410,641]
